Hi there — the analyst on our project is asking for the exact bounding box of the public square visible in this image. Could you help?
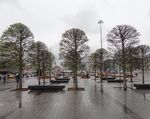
[0,72,150,119]
[0,0,150,119]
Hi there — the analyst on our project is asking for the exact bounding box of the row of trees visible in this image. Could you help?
[59,26,150,90]
[1,23,148,91]
[0,23,55,89]
[89,25,150,90]
[107,25,150,90]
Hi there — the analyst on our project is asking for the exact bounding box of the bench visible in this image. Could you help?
[28,85,65,91]
[134,84,150,89]
[50,80,69,84]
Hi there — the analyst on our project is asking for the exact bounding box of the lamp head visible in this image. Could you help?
[98,20,103,24]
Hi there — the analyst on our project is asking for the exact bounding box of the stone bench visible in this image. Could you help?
[28,85,65,91]
[134,84,150,89]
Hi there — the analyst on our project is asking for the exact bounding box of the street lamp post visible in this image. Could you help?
[98,20,103,83]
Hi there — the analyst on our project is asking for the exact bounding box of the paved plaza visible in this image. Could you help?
[0,73,150,119]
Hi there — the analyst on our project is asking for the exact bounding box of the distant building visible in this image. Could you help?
[52,65,62,77]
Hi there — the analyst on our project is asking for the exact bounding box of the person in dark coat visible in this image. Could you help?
[15,73,19,88]
[87,73,89,78]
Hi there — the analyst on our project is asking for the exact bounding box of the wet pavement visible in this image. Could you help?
[0,73,150,119]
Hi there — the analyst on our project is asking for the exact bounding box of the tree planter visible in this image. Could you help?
[68,87,85,91]
[107,79,123,83]
[102,77,116,80]
[50,80,69,84]
[28,85,65,91]
[134,84,150,89]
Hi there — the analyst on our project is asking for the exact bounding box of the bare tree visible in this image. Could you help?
[89,53,99,80]
[47,51,55,82]
[137,45,150,84]
[107,25,140,90]
[113,47,140,82]
[42,50,55,84]
[29,41,48,85]
[60,28,89,89]
[95,48,108,82]
[1,23,34,89]
[126,46,140,82]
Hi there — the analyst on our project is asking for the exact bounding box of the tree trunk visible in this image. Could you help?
[142,53,145,84]
[113,59,116,77]
[122,40,127,90]
[94,67,96,81]
[37,46,40,85]
[74,56,78,88]
[74,68,78,88]
[42,52,46,85]
[130,65,133,82]
[119,65,121,80]
[49,67,51,84]
[94,57,96,81]
[129,52,133,83]
[19,62,22,89]
[19,39,23,89]
[74,38,78,88]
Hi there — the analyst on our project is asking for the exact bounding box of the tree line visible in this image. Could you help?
[0,23,55,89]
[59,25,150,90]
[0,23,149,90]
[89,25,150,90]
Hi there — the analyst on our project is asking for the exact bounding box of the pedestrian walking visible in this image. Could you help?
[135,72,138,77]
[15,73,19,88]
[87,73,89,78]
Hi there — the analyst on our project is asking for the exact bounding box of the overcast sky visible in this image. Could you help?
[0,0,150,60]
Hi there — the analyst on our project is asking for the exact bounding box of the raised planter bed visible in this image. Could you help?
[102,77,116,80]
[28,85,65,91]
[50,80,69,84]
[107,79,123,83]
[55,78,70,80]
[134,84,150,89]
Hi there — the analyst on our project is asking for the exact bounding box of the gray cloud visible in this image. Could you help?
[0,0,20,8]
[0,0,150,58]
[0,0,27,13]
[61,5,99,34]
[148,12,150,17]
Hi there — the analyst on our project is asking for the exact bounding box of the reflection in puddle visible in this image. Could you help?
[145,94,150,101]
[15,91,22,108]
[0,103,4,107]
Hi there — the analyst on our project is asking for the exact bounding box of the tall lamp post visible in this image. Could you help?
[98,20,103,83]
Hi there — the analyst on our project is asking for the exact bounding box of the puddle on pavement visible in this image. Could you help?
[145,94,150,101]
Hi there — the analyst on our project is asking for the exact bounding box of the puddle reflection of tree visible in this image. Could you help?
[100,83,103,93]
[94,81,97,92]
[15,91,22,108]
